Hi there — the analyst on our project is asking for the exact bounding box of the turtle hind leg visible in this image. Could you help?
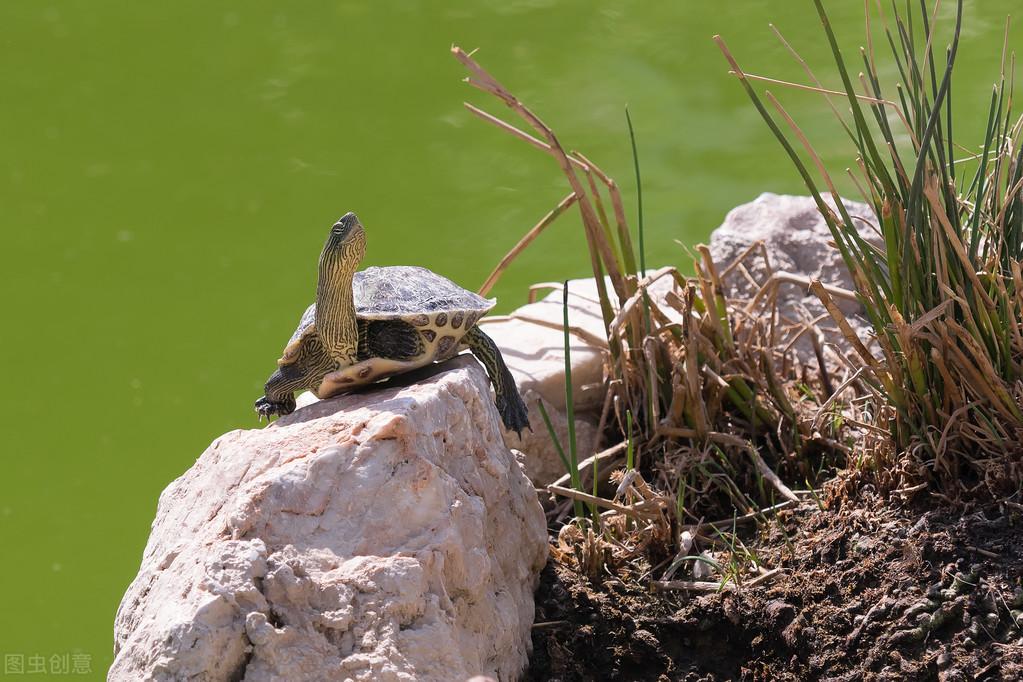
[463,326,531,436]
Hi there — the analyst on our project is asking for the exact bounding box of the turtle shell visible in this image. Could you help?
[278,266,494,368]
[353,266,493,319]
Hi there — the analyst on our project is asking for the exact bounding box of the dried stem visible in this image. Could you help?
[478,192,578,297]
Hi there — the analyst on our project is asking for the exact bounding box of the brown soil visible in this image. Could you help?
[525,489,1023,681]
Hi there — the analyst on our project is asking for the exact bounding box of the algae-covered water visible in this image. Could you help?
[1,0,1017,672]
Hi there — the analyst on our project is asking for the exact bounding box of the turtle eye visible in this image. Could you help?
[330,212,359,239]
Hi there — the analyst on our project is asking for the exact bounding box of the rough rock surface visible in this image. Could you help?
[480,284,607,486]
[479,284,607,414]
[709,192,879,362]
[111,357,548,681]
[478,284,605,490]
[502,387,598,487]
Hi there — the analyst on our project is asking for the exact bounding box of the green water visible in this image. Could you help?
[2,0,1017,674]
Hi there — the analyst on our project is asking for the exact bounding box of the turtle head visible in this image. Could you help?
[323,212,366,259]
[319,212,367,283]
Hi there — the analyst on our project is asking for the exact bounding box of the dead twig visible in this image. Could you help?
[478,192,578,296]
[463,103,588,170]
[652,569,782,593]
[453,45,629,306]
[550,442,628,489]
[547,484,667,520]
[681,500,797,534]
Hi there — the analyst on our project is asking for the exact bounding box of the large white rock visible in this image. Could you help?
[480,283,607,413]
[481,281,609,487]
[500,387,597,487]
[111,357,548,682]
[709,192,879,362]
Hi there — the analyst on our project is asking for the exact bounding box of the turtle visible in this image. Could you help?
[254,212,530,434]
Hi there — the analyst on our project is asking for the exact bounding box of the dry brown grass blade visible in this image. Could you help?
[811,367,868,430]
[452,45,630,306]
[573,150,638,273]
[769,22,853,134]
[923,181,997,310]
[656,427,799,503]
[547,484,664,520]
[478,192,578,297]
[809,280,883,372]
[764,91,844,202]
[526,282,565,303]
[743,73,888,104]
[462,102,589,170]
[745,444,800,503]
[550,442,627,489]
[575,154,617,257]
[651,579,735,593]
[720,240,775,279]
[745,271,858,315]
[695,245,733,350]
[652,568,783,593]
[680,500,797,534]
[609,266,680,334]
[486,312,609,349]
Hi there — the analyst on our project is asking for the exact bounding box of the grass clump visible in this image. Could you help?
[716,0,1023,499]
[452,44,863,587]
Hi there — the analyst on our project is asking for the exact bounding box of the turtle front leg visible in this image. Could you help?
[254,364,305,420]
[463,326,531,436]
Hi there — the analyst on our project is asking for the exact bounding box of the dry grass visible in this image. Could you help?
[452,45,872,587]
[717,0,1023,500]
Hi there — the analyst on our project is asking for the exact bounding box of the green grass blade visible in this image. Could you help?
[562,280,587,518]
[537,399,572,478]
[626,106,646,276]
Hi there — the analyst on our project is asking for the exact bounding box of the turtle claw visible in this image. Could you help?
[254,394,297,421]
[497,392,531,438]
